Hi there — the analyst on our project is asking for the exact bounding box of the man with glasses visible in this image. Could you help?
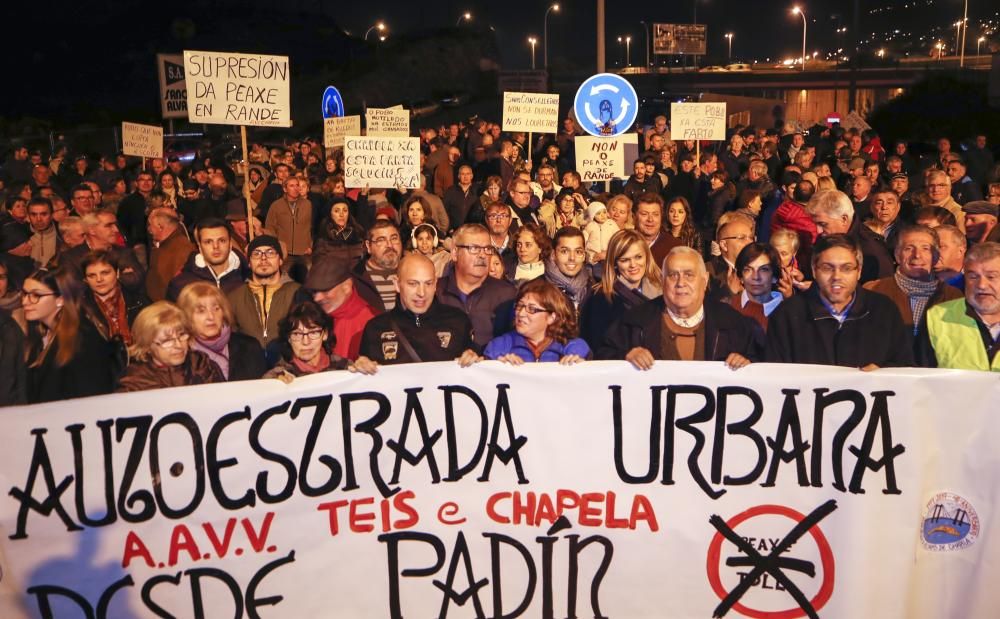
[228,235,300,348]
[766,234,913,368]
[69,184,98,218]
[436,223,516,348]
[598,246,758,369]
[507,179,539,227]
[923,169,964,232]
[484,201,517,265]
[358,254,474,365]
[709,214,755,303]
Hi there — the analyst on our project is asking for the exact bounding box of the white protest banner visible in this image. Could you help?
[502,92,560,133]
[156,53,187,119]
[120,122,164,159]
[840,111,872,132]
[366,107,410,137]
[343,136,420,189]
[671,101,727,140]
[2,362,999,618]
[183,50,291,127]
[324,115,361,150]
[575,134,639,182]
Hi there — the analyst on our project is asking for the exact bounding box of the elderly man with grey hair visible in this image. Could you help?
[805,189,894,283]
[597,245,761,369]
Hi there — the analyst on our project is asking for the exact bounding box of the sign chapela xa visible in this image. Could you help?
[0,362,998,618]
[183,50,291,128]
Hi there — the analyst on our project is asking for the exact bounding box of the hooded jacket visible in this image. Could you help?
[166,250,249,302]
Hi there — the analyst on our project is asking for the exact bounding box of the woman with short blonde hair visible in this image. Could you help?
[176,282,265,382]
[117,301,225,392]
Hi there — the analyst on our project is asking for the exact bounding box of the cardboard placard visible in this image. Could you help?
[324,116,361,150]
[121,122,164,159]
[502,92,560,133]
[670,102,727,141]
[343,136,421,189]
[575,134,640,182]
[366,108,410,137]
[183,50,291,127]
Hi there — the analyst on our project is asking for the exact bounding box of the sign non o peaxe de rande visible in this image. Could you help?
[575,134,639,182]
[183,50,292,128]
[121,122,164,159]
[0,362,998,618]
[671,101,727,141]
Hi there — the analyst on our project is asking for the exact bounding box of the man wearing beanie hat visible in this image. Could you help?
[963,201,1000,245]
[228,235,300,348]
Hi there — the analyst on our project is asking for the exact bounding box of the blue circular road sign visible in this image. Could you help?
[573,73,639,137]
[322,86,345,119]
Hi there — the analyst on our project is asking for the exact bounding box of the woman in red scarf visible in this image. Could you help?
[265,300,375,382]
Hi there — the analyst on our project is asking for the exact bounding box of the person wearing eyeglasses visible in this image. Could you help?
[766,234,913,369]
[350,220,404,313]
[20,267,114,402]
[228,235,300,350]
[436,223,517,348]
[707,213,755,304]
[264,300,356,382]
[116,301,225,392]
[472,279,589,365]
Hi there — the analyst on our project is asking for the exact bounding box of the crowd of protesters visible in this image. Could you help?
[1,113,999,406]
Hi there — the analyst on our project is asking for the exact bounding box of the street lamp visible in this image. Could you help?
[544,3,559,70]
[364,22,386,40]
[456,12,471,27]
[791,6,807,72]
[954,21,962,57]
[725,33,734,60]
[978,36,986,59]
[877,48,885,58]
[528,37,538,70]
[640,20,651,69]
[936,42,944,61]
[625,36,632,67]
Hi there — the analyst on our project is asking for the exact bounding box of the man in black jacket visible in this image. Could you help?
[765,234,914,368]
[166,218,249,301]
[598,246,760,368]
[359,254,475,364]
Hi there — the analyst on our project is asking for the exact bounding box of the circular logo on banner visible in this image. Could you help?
[573,73,639,137]
[706,504,836,619]
[920,492,979,551]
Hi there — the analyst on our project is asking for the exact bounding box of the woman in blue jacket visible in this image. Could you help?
[481,278,590,364]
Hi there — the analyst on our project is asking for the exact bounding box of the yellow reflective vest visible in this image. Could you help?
[926,298,1000,372]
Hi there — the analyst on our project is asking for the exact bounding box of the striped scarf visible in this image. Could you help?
[894,271,939,334]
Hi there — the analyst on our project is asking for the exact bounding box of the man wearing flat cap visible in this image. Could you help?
[228,235,300,349]
[963,201,1000,245]
[302,255,376,360]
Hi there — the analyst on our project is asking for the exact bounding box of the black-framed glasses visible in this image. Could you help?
[456,244,496,255]
[289,329,324,342]
[20,290,57,304]
[514,302,550,315]
[250,248,279,259]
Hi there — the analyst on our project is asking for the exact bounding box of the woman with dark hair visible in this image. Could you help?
[664,197,703,252]
[116,301,225,392]
[707,169,736,230]
[22,267,114,402]
[264,300,360,382]
[177,282,266,382]
[730,242,786,331]
[511,222,551,285]
[313,198,366,263]
[409,223,452,277]
[578,229,663,350]
[467,175,503,225]
[398,195,438,243]
[156,171,182,210]
[540,188,586,237]
[476,278,590,364]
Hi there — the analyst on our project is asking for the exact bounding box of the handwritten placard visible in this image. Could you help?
[575,134,639,182]
[183,50,291,127]
[366,108,410,137]
[670,102,726,141]
[502,92,560,133]
[121,122,164,159]
[324,116,361,150]
[343,136,421,189]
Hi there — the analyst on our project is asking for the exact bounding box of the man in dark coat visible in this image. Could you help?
[805,188,894,283]
[766,234,914,368]
[598,246,760,368]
